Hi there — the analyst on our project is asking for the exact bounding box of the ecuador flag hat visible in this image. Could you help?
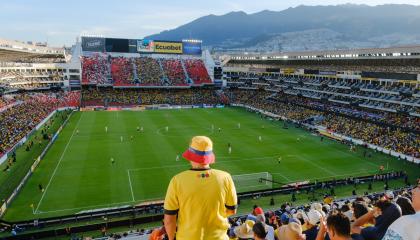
[182,136,215,164]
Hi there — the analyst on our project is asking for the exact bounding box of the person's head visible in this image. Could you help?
[252,222,267,240]
[182,136,215,168]
[396,196,415,215]
[280,213,290,225]
[256,214,266,224]
[326,212,351,240]
[374,199,393,215]
[278,222,305,240]
[352,201,369,219]
[307,209,322,227]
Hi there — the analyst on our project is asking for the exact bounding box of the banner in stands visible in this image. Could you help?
[154,41,183,54]
[182,41,202,55]
[81,37,105,52]
[137,39,155,53]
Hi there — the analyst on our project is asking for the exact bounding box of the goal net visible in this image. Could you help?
[232,172,273,192]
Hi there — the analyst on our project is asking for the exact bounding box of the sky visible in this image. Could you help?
[1,0,419,47]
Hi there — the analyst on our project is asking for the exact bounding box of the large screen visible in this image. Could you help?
[105,38,129,53]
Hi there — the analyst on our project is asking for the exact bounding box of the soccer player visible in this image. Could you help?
[218,127,221,133]
[237,123,241,129]
[297,137,300,141]
[140,126,144,132]
[120,136,123,142]
[176,155,180,161]
[278,156,282,164]
[137,126,140,132]
[38,184,44,192]
[258,136,262,142]
[76,129,79,135]
[105,126,108,133]
[165,126,169,132]
[111,157,115,165]
[228,143,232,154]
[131,135,134,141]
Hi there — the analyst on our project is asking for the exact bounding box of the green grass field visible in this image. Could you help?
[3,107,419,221]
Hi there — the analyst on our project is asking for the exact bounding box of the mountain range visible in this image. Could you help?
[146,4,420,52]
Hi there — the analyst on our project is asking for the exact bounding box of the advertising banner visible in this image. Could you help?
[154,41,183,54]
[81,37,105,52]
[137,39,155,53]
[183,41,202,55]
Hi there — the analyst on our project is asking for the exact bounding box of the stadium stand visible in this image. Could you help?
[184,59,212,84]
[134,57,163,86]
[161,58,187,86]
[0,91,80,157]
[81,55,110,85]
[111,57,134,86]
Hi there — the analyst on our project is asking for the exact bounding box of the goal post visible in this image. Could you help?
[232,172,273,192]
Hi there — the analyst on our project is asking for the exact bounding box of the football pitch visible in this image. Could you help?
[3,107,415,221]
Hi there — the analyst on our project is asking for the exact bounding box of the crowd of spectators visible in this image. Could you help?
[111,57,134,86]
[0,91,80,157]
[184,59,212,84]
[81,55,212,86]
[225,88,419,157]
[227,74,419,115]
[135,57,163,86]
[81,55,110,85]
[225,184,419,240]
[161,59,187,86]
[81,88,221,107]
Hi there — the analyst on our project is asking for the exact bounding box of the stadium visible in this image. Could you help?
[1,4,420,240]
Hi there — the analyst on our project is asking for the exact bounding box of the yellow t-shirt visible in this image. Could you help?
[164,168,237,240]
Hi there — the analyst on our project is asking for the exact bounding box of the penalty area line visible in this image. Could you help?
[127,170,135,202]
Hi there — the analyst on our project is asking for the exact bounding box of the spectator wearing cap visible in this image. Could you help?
[352,200,402,240]
[382,183,420,240]
[163,136,237,240]
[233,219,255,239]
[316,212,363,240]
[278,222,306,240]
[304,209,322,240]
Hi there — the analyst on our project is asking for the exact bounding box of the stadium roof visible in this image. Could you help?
[0,38,65,62]
[224,45,420,61]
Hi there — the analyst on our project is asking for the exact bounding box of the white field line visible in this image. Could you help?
[34,114,83,214]
[127,170,135,202]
